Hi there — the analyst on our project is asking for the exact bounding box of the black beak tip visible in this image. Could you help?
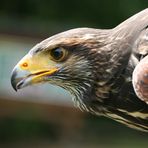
[11,81,17,91]
[11,70,18,91]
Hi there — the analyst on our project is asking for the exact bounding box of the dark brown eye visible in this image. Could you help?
[50,47,67,61]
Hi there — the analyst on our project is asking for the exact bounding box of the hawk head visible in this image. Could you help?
[11,28,109,105]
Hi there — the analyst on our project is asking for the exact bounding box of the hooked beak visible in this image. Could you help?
[11,66,30,91]
[11,67,58,91]
[11,54,58,91]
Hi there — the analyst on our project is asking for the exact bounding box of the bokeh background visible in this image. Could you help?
[0,0,148,148]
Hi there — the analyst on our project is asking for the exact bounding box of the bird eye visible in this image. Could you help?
[50,47,67,62]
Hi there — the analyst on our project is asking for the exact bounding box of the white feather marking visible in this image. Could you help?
[117,109,148,119]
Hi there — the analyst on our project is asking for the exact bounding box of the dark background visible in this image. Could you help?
[0,0,147,37]
[0,0,148,148]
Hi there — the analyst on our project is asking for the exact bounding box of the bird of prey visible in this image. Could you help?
[11,9,148,132]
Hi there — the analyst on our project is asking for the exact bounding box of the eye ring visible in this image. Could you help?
[50,47,68,62]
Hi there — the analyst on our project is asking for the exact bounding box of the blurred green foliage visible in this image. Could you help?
[0,0,148,38]
[0,0,148,28]
[0,114,147,148]
[0,117,60,142]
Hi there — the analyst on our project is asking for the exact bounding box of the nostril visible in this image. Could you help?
[22,62,28,68]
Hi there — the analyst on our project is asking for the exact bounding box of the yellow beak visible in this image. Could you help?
[11,53,58,91]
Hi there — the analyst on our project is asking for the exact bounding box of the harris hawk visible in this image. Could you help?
[11,9,148,132]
